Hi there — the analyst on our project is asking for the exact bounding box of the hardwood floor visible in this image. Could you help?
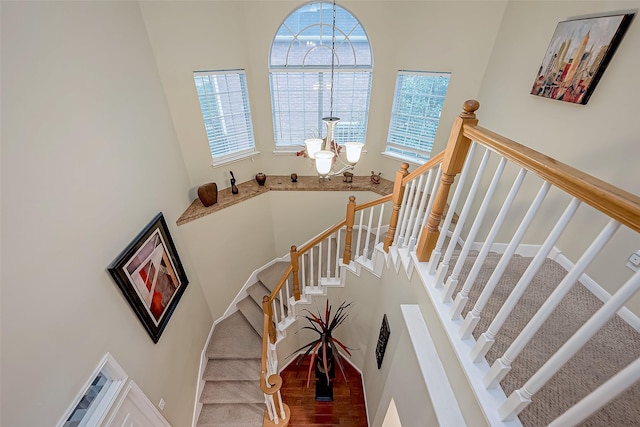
[280,355,368,426]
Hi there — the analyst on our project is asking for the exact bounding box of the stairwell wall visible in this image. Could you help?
[475,0,640,315]
[1,2,212,426]
[320,261,488,427]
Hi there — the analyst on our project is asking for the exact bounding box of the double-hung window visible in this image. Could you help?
[269,2,372,150]
[385,71,451,164]
[193,70,257,166]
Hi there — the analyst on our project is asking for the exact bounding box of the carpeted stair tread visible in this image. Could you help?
[197,403,263,427]
[247,282,271,307]
[256,262,290,293]
[203,358,261,381]
[248,282,288,320]
[237,297,265,337]
[206,311,261,359]
[200,380,263,404]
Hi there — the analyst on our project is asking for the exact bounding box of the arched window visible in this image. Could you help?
[269,2,372,149]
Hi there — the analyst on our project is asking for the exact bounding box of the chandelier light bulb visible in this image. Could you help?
[305,138,323,160]
[344,142,364,164]
[315,151,335,175]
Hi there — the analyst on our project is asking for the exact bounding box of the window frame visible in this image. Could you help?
[57,353,128,427]
[269,2,373,152]
[193,69,258,167]
[384,70,451,165]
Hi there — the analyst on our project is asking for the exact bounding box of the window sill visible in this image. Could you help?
[381,150,429,166]
[211,149,260,167]
[176,174,393,226]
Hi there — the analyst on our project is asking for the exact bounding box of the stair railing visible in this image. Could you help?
[389,100,640,425]
[260,192,393,426]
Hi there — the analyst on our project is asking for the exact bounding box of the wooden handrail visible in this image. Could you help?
[401,150,446,185]
[297,220,347,254]
[463,124,640,233]
[354,194,392,211]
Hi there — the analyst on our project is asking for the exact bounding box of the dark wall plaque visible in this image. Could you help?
[375,314,391,369]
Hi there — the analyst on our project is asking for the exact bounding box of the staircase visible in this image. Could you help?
[196,262,290,427]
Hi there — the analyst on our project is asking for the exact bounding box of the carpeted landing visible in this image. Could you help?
[197,250,640,426]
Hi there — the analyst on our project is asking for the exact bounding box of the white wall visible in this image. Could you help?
[138,0,507,190]
[1,2,212,426]
[476,0,640,312]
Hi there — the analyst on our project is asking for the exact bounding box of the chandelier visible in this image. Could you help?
[304,0,364,179]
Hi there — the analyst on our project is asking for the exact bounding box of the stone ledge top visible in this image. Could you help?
[177,175,393,226]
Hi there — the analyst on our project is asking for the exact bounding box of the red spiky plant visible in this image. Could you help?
[293,300,353,387]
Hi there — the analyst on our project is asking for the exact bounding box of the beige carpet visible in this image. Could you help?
[449,252,640,426]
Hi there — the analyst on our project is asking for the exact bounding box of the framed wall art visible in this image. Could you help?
[530,13,634,105]
[108,213,189,343]
[375,314,391,369]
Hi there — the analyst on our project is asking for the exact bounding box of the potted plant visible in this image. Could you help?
[292,300,354,387]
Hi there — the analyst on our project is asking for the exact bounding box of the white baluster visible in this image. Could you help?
[499,268,639,421]
[326,234,332,279]
[402,174,425,247]
[317,241,323,284]
[264,394,275,422]
[428,144,477,275]
[301,253,307,291]
[336,227,342,276]
[473,197,581,365]
[272,300,279,326]
[309,248,315,287]
[393,182,411,246]
[443,157,507,303]
[356,210,364,259]
[485,218,619,389]
[398,179,417,247]
[413,166,442,252]
[279,289,285,324]
[450,166,525,320]
[435,148,491,288]
[363,208,374,260]
[285,279,291,317]
[463,181,551,341]
[375,203,385,248]
[408,169,436,251]
[549,357,640,427]
[277,390,286,420]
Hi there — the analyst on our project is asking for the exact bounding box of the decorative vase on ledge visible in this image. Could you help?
[197,182,218,207]
[255,173,267,186]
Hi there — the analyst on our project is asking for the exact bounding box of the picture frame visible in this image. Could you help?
[375,314,391,369]
[108,213,189,343]
[530,13,634,105]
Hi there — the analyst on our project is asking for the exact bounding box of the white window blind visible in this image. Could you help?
[386,71,450,164]
[270,70,371,146]
[193,70,257,166]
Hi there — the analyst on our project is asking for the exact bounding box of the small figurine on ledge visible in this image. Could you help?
[343,172,353,183]
[230,171,239,194]
[291,173,298,183]
[371,171,382,184]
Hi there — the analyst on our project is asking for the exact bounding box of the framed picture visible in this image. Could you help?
[108,213,189,343]
[530,13,634,105]
[375,314,390,369]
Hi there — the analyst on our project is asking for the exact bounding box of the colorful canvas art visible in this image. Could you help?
[531,13,634,105]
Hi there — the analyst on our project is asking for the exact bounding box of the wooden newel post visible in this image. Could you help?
[290,245,300,301]
[342,196,356,265]
[416,99,480,262]
[383,162,410,252]
[263,295,276,344]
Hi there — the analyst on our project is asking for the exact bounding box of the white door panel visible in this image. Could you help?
[104,381,171,427]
